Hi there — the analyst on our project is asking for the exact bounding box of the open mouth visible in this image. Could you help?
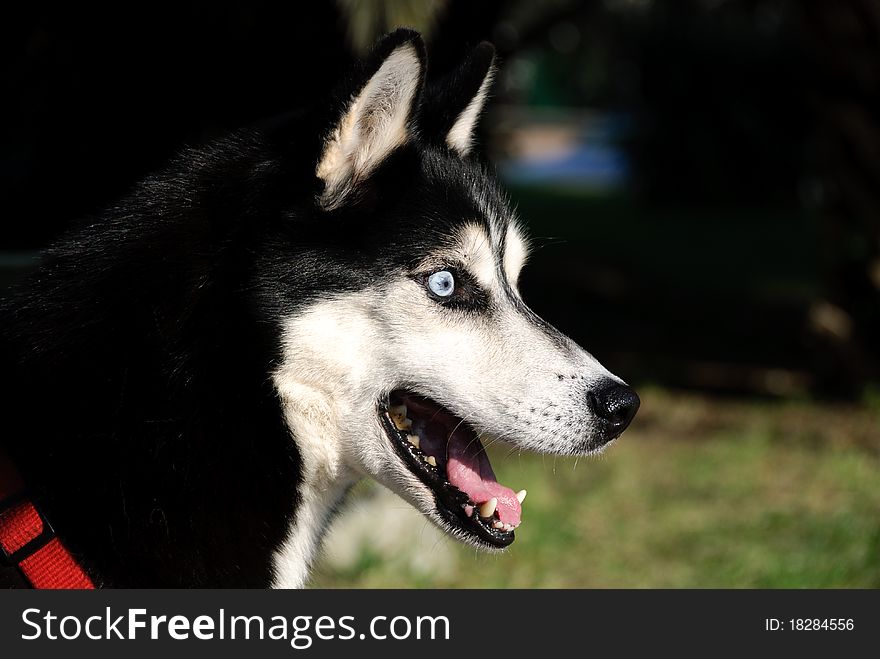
[379,390,526,548]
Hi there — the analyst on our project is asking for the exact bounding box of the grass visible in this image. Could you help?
[310,388,880,588]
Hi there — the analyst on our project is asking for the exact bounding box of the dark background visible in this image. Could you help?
[3,0,879,400]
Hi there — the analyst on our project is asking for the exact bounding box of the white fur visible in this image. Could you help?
[270,378,357,588]
[270,220,623,586]
[504,224,529,290]
[454,223,496,289]
[317,44,422,209]
[446,65,495,155]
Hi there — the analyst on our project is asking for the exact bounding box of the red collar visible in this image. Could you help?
[0,450,95,589]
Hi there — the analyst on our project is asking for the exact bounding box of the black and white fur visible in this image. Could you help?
[0,30,638,588]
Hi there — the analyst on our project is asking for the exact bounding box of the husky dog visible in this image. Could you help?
[0,29,639,588]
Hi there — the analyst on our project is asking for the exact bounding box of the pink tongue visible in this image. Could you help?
[445,429,522,526]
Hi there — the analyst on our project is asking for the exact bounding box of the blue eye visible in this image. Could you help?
[427,270,455,297]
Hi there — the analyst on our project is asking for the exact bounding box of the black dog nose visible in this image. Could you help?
[589,382,640,434]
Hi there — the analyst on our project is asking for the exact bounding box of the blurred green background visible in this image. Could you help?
[5,1,879,587]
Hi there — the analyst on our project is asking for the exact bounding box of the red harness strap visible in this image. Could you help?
[0,451,95,589]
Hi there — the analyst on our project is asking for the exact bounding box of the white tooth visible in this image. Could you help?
[516,489,527,504]
[407,434,420,449]
[479,498,497,518]
[389,405,412,430]
[393,416,412,431]
[464,505,474,517]
[426,455,437,467]
[502,523,513,532]
[492,520,504,530]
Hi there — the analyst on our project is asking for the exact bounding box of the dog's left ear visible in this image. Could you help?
[317,29,426,210]
[421,42,496,156]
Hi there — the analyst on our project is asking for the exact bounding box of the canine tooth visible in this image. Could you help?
[516,489,527,504]
[393,416,412,431]
[479,498,497,518]
[389,405,412,430]
[426,455,437,467]
[492,520,504,530]
[407,434,420,449]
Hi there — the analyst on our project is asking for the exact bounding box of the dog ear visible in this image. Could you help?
[421,42,496,156]
[316,29,426,210]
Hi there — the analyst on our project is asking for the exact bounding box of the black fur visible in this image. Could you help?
[420,42,496,151]
[0,30,512,587]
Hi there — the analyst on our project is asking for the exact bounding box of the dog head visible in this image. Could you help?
[269,29,639,549]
